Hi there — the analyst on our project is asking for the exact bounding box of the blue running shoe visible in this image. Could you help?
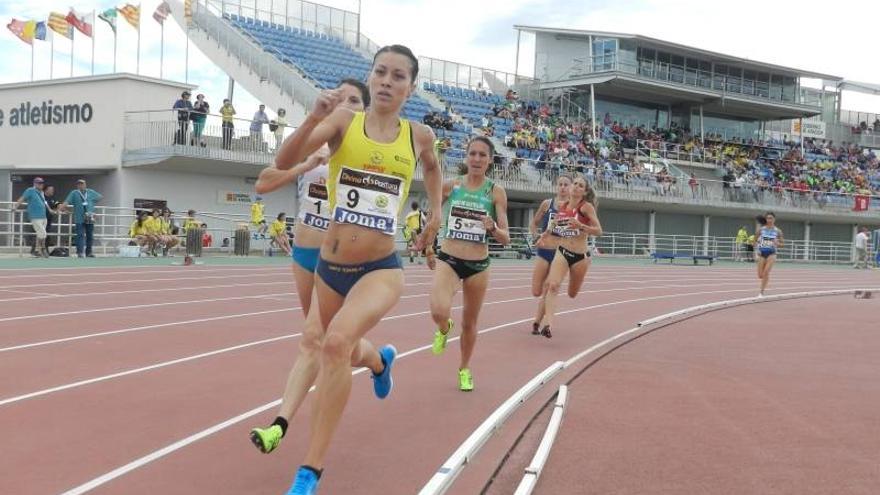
[372,344,397,399]
[286,466,320,495]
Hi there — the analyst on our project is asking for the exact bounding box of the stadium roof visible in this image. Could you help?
[514,26,843,82]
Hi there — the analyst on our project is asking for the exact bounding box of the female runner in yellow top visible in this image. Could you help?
[272,44,442,495]
[248,80,369,458]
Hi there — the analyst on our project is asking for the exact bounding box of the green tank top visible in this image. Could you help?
[441,177,496,244]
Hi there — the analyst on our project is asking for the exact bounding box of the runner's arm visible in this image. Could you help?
[487,186,510,245]
[414,123,442,250]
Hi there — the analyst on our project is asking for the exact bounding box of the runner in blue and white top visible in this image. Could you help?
[528,175,571,334]
[754,212,784,297]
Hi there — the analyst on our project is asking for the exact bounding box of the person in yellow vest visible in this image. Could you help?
[268,212,292,255]
[251,196,268,238]
[143,209,165,257]
[746,233,756,262]
[220,98,236,150]
[403,201,425,263]
[129,210,155,253]
[735,225,749,261]
[158,209,180,256]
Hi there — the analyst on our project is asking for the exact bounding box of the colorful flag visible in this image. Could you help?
[854,195,870,212]
[34,21,47,41]
[48,12,74,39]
[98,8,117,33]
[153,2,171,24]
[118,4,140,29]
[67,9,94,37]
[184,0,192,25]
[6,19,35,45]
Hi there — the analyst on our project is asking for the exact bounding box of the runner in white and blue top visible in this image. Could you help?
[528,175,571,335]
[754,212,784,297]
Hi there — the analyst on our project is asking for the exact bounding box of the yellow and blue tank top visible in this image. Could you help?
[442,177,496,244]
[328,111,416,236]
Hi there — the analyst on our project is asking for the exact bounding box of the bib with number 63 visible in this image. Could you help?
[333,167,402,235]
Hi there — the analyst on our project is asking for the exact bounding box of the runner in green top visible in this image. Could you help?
[427,136,510,391]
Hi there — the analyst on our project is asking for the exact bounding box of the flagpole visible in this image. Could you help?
[160,22,164,79]
[91,9,96,75]
[185,27,189,83]
[70,30,75,77]
[136,4,141,75]
[113,26,117,73]
[31,42,34,81]
[50,33,54,79]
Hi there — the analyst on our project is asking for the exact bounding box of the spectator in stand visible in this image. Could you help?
[173,91,193,145]
[271,108,288,150]
[250,104,270,151]
[201,223,213,248]
[688,173,699,198]
[143,209,165,257]
[220,99,236,150]
[191,94,209,147]
[250,196,268,238]
[268,212,291,255]
[854,226,870,269]
[12,177,53,258]
[60,179,103,258]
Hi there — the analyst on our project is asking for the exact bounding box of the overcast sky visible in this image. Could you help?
[3,0,880,119]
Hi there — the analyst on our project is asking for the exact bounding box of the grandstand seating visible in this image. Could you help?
[226,15,436,122]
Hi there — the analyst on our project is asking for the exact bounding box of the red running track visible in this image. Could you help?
[0,261,876,495]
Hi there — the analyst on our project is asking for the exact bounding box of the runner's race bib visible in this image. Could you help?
[550,213,579,238]
[333,167,402,235]
[300,182,330,231]
[447,205,487,243]
[759,237,775,249]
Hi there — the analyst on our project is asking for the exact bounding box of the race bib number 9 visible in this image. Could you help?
[447,206,487,243]
[333,167,402,235]
[301,183,330,231]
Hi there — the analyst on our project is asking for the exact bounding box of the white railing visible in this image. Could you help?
[418,56,538,95]
[2,202,870,264]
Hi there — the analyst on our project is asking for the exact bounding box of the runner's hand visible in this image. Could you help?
[303,148,330,172]
[426,248,436,270]
[415,211,440,253]
[481,216,496,233]
[311,89,344,121]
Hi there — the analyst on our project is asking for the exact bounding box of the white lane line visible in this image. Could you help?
[57,281,861,495]
[2,272,292,290]
[0,266,287,280]
[0,281,295,303]
[0,278,858,353]
[0,281,803,405]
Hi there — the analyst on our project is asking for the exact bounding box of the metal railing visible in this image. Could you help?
[193,0,320,109]
[3,202,871,264]
[418,56,538,95]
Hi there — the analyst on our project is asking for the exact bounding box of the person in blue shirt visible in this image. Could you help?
[60,179,104,258]
[250,104,270,151]
[172,91,193,145]
[12,177,53,258]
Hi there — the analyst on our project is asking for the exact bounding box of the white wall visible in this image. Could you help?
[118,168,297,219]
[535,33,590,82]
[0,74,193,169]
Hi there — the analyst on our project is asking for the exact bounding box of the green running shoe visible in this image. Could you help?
[250,424,283,454]
[459,368,474,392]
[432,319,453,355]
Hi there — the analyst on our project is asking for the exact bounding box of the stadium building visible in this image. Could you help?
[1,0,878,260]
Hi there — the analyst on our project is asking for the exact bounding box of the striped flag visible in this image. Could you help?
[153,2,171,24]
[48,12,74,39]
[67,9,94,37]
[98,8,117,33]
[118,3,140,29]
[184,0,192,25]
[6,19,35,45]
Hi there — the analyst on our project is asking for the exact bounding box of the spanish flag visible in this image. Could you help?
[118,4,140,29]
[48,12,74,39]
